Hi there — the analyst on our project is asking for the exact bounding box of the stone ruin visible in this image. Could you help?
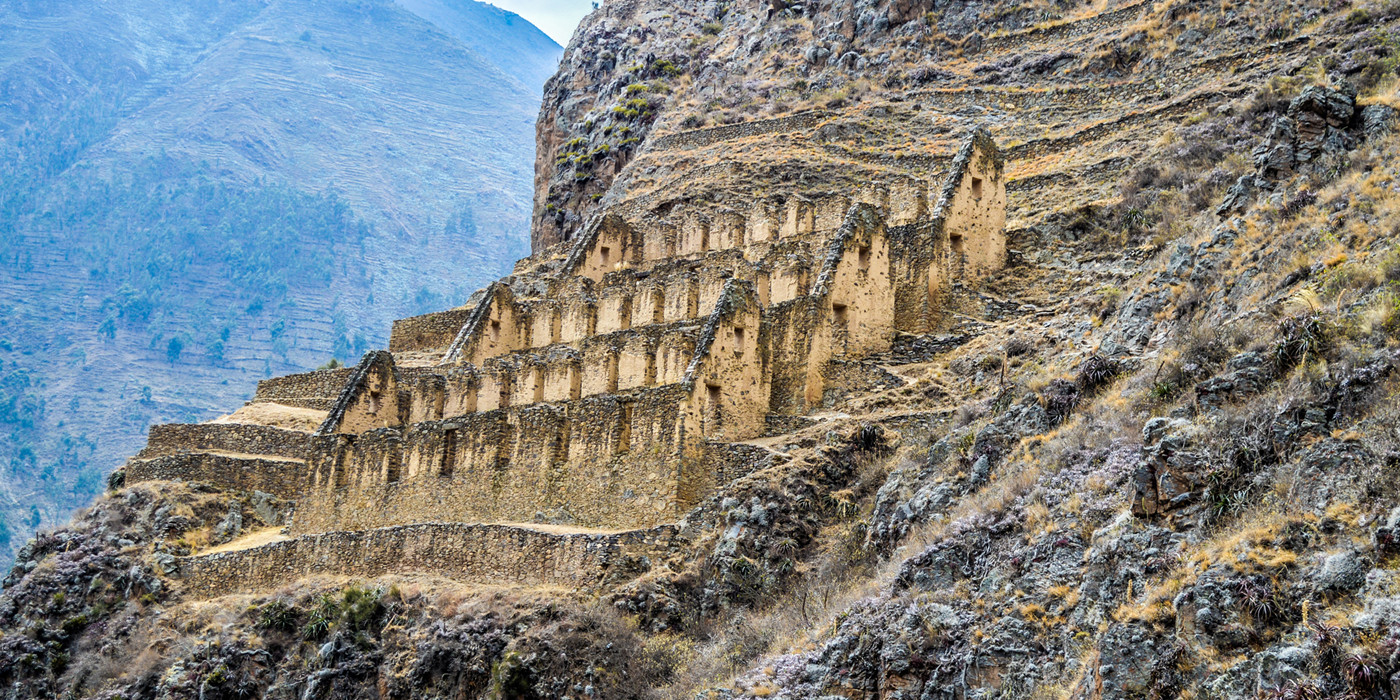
[123,128,1007,596]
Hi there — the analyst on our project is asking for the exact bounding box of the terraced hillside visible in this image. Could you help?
[4,0,1400,698]
[0,0,559,564]
[532,0,1338,248]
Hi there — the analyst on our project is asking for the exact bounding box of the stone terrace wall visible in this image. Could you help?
[252,369,354,409]
[127,454,307,500]
[174,522,682,598]
[703,442,776,486]
[296,385,694,534]
[982,0,1150,53]
[648,110,833,152]
[390,308,476,353]
[138,423,312,461]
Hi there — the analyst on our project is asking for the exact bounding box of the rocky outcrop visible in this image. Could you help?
[1219,83,1398,215]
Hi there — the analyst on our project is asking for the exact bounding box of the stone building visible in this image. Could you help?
[125,128,1006,593]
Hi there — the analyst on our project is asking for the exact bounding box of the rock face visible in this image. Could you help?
[1219,83,1397,215]
[528,0,1069,250]
[8,1,1400,699]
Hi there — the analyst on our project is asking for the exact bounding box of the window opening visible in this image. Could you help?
[970,177,984,199]
[617,404,633,454]
[440,429,457,477]
[832,303,849,330]
[386,449,402,483]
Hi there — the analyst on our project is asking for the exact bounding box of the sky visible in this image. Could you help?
[489,0,595,45]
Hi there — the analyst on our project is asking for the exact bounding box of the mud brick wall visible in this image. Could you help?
[138,423,312,461]
[174,522,684,598]
[127,453,308,500]
[389,307,475,353]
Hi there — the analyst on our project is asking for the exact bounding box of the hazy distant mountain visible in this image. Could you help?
[395,0,562,90]
[0,0,559,563]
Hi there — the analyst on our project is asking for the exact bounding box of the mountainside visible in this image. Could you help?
[0,0,558,563]
[6,0,1400,699]
[394,0,563,90]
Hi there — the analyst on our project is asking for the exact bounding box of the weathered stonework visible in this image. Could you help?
[127,453,307,500]
[138,423,312,461]
[251,368,355,411]
[173,522,682,597]
[124,129,1006,596]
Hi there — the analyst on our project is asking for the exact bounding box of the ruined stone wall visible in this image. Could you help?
[814,206,894,360]
[445,284,524,368]
[469,322,701,411]
[138,423,311,461]
[389,307,476,353]
[127,453,307,500]
[252,369,355,409]
[886,130,1008,334]
[333,357,404,435]
[938,137,1007,279]
[754,204,895,416]
[763,297,827,415]
[887,220,945,334]
[174,522,683,598]
[572,214,642,283]
[614,190,889,265]
[295,385,694,533]
[647,109,834,151]
[683,280,770,442]
[702,442,776,486]
[820,360,907,409]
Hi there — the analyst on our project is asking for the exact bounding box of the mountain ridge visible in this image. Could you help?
[0,0,558,565]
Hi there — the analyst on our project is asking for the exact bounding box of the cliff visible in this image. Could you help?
[5,0,1400,699]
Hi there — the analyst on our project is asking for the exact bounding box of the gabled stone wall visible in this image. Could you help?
[130,130,1007,592]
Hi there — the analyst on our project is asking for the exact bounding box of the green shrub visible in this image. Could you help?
[340,585,385,632]
[652,58,682,77]
[257,600,299,632]
[303,593,339,639]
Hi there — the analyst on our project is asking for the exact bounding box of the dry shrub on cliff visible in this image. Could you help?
[649,445,903,698]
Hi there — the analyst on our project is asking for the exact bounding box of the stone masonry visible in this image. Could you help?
[124,128,1006,597]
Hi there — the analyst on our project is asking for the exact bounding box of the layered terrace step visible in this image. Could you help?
[137,423,313,461]
[249,368,355,411]
[171,521,682,598]
[126,453,307,500]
